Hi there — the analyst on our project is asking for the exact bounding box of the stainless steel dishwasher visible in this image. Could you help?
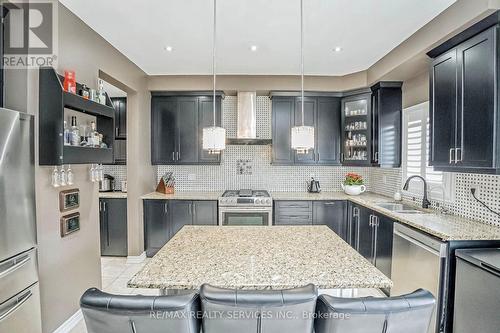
[391,223,448,333]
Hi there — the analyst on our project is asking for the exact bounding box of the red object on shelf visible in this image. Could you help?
[63,70,76,93]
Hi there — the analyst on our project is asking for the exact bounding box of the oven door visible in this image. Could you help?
[220,207,271,226]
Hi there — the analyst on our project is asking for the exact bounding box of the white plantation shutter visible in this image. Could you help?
[403,102,452,200]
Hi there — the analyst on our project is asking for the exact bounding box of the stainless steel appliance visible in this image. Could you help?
[218,190,273,226]
[307,177,321,193]
[99,174,115,192]
[391,222,447,333]
[0,108,42,333]
[453,248,500,333]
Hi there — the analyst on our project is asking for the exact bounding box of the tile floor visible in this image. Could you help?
[71,257,384,333]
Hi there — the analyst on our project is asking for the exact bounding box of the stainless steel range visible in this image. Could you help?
[218,189,273,226]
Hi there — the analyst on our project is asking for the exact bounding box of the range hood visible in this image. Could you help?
[227,91,272,145]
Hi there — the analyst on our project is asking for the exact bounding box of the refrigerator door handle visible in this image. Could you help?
[0,255,31,279]
[0,290,32,321]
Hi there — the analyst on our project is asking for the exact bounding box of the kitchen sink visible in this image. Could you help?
[375,202,426,214]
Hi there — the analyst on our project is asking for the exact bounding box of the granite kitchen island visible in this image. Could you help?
[128,225,392,293]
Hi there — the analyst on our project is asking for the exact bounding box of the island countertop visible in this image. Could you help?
[128,225,392,290]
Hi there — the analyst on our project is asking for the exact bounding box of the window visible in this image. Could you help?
[402,102,454,202]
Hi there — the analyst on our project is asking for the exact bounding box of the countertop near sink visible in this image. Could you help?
[99,191,127,199]
[141,191,223,200]
[271,191,500,241]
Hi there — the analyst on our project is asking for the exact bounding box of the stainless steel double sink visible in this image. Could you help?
[375,202,427,214]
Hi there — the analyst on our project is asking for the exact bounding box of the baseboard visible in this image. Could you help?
[53,309,83,333]
[126,251,146,264]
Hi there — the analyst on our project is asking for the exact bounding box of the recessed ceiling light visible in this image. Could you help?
[334,46,342,52]
[165,46,173,52]
[250,45,258,52]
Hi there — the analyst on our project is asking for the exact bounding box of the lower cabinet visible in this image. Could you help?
[348,202,394,281]
[312,201,348,241]
[144,199,217,257]
[99,198,128,257]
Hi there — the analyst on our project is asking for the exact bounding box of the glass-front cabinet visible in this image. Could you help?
[341,93,372,166]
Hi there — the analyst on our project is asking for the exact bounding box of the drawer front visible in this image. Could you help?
[0,283,42,333]
[0,248,38,303]
[275,214,312,225]
[275,201,312,210]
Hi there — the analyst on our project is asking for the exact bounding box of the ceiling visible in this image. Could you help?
[61,0,456,76]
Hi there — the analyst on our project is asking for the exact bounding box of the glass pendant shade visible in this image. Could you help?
[291,125,314,154]
[203,126,226,154]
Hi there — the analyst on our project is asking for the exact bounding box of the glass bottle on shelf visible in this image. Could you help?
[59,166,67,186]
[89,121,99,147]
[63,121,70,146]
[70,116,80,146]
[97,79,106,105]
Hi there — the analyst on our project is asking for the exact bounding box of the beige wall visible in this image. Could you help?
[402,71,429,109]
[21,3,150,332]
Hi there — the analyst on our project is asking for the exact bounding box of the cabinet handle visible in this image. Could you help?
[449,148,455,164]
[172,152,175,161]
[115,127,119,137]
[164,203,168,214]
[99,201,102,212]
[324,202,336,206]
[341,153,344,162]
[456,148,462,163]
[374,152,379,162]
[177,151,180,161]
[103,202,106,211]
[317,152,320,161]
[372,216,379,265]
[355,212,360,251]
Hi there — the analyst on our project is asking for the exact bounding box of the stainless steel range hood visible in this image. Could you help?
[227,91,272,145]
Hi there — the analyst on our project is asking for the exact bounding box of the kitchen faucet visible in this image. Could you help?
[403,175,432,209]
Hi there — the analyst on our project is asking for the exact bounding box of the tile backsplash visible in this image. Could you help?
[154,95,500,227]
[102,165,127,191]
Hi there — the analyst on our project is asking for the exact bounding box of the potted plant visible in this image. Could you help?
[341,173,366,196]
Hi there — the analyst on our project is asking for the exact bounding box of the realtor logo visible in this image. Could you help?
[2,1,58,68]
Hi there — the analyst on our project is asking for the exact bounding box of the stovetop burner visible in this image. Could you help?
[222,189,271,198]
[219,189,272,207]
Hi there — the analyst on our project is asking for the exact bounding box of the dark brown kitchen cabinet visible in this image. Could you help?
[151,93,222,165]
[113,139,126,165]
[370,82,402,168]
[111,97,127,139]
[144,199,217,257]
[99,198,127,257]
[312,201,347,241]
[272,96,342,166]
[429,24,500,174]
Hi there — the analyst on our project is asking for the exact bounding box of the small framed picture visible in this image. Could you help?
[60,212,80,237]
[59,189,79,212]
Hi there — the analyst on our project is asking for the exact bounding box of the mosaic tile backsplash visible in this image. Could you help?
[154,96,500,227]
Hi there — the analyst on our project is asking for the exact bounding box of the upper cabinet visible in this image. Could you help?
[112,97,127,139]
[340,84,402,168]
[151,93,222,165]
[370,82,402,168]
[429,22,500,174]
[271,96,342,165]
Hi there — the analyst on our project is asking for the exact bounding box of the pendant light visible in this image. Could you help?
[202,0,226,154]
[291,0,314,154]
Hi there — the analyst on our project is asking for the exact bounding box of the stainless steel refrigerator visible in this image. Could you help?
[0,108,42,333]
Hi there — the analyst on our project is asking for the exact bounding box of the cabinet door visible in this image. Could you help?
[371,91,380,165]
[99,199,107,255]
[112,97,127,139]
[169,200,193,238]
[143,200,168,257]
[193,201,218,225]
[198,97,221,164]
[101,198,127,256]
[457,27,496,168]
[151,97,177,164]
[272,98,295,164]
[177,97,198,163]
[356,206,374,262]
[316,98,341,165]
[374,214,393,278]
[430,49,458,167]
[313,201,347,241]
[377,87,402,167]
[294,97,317,164]
[113,139,126,165]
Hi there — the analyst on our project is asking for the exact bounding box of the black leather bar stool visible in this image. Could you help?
[314,289,435,333]
[80,288,200,333]
[200,283,318,333]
